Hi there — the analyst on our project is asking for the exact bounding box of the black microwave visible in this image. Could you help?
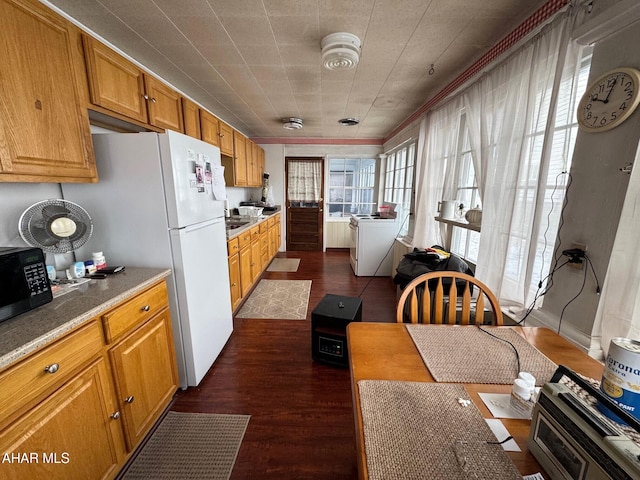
[0,247,53,323]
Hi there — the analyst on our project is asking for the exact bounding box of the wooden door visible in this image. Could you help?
[199,110,220,147]
[228,253,241,311]
[218,120,234,156]
[286,157,324,251]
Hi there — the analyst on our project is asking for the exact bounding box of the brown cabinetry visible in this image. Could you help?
[0,0,97,183]
[0,321,125,479]
[218,120,234,157]
[227,244,241,312]
[182,98,201,139]
[102,281,178,451]
[200,109,221,148]
[83,35,183,132]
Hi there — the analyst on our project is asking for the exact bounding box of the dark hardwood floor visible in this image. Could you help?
[171,250,398,479]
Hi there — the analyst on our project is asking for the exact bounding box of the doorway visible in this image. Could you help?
[285,157,324,251]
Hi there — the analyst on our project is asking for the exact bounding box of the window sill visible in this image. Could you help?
[434,216,481,232]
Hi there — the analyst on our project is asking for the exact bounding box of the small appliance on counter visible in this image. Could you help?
[0,246,53,323]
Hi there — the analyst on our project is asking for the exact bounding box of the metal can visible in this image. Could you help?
[599,337,640,425]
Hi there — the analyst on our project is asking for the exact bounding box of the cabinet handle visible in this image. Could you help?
[110,411,121,420]
[142,94,149,100]
[219,133,224,138]
[141,305,151,312]
[44,363,59,374]
[231,282,237,287]
[124,396,135,404]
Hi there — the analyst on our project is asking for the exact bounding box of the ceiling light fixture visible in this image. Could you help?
[281,117,303,130]
[338,117,359,126]
[321,32,361,71]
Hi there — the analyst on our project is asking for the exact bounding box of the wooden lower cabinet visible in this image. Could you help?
[0,279,178,479]
[227,213,281,312]
[0,348,125,480]
[108,309,177,450]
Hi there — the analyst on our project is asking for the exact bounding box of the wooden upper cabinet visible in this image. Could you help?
[82,35,147,123]
[82,34,183,132]
[0,0,97,183]
[218,120,234,157]
[144,75,184,132]
[200,109,220,147]
[182,97,201,139]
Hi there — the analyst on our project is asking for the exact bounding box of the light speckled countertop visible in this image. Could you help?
[0,267,171,371]
[226,206,281,240]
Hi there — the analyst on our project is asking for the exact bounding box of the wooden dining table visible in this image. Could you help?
[346,322,605,480]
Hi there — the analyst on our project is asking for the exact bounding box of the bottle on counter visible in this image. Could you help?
[92,252,107,270]
[84,260,97,275]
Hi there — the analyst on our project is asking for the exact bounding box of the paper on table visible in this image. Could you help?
[479,392,531,419]
[485,419,521,452]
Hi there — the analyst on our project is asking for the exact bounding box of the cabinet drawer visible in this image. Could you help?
[227,237,239,256]
[268,216,276,227]
[0,320,103,427]
[102,281,169,344]
[238,230,252,250]
[260,222,268,234]
[250,225,260,241]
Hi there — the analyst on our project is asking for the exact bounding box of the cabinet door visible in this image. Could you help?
[200,110,220,147]
[82,35,147,123]
[239,245,252,297]
[250,238,262,283]
[0,0,97,182]
[233,132,248,186]
[182,97,201,139]
[144,75,184,132]
[218,121,234,157]
[228,253,241,311]
[109,310,178,450]
[0,358,125,480]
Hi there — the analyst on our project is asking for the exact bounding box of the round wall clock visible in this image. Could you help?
[577,67,640,132]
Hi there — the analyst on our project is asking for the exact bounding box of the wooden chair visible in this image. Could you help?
[396,271,503,325]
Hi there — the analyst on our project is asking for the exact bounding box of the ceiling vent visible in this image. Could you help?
[282,117,303,130]
[321,32,361,71]
[338,117,360,126]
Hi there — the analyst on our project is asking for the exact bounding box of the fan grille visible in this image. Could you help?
[19,199,93,254]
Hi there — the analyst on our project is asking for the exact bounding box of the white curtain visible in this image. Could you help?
[594,141,640,356]
[463,10,583,306]
[412,98,463,249]
[287,160,322,203]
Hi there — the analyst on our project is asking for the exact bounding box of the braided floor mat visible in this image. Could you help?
[358,380,521,480]
[406,325,558,385]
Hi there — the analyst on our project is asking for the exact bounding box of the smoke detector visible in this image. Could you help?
[282,117,303,130]
[321,32,361,71]
[338,117,360,126]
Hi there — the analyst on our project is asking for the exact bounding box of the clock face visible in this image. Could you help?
[577,67,640,132]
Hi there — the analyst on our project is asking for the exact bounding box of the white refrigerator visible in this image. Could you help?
[62,130,233,388]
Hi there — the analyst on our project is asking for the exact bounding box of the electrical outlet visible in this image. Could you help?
[568,242,586,269]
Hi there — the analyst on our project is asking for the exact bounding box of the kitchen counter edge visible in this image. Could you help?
[0,267,171,371]
[226,206,281,240]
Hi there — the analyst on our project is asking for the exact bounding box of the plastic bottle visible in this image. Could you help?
[92,252,107,270]
[510,377,534,418]
[84,260,97,275]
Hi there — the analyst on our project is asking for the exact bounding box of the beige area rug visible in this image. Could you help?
[236,279,312,319]
[266,258,300,272]
[358,380,521,480]
[122,412,250,480]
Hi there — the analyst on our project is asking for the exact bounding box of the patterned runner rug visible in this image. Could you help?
[122,412,250,480]
[236,279,312,319]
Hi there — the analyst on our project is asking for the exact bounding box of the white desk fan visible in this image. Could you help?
[18,199,93,274]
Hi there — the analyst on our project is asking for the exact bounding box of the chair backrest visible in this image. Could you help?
[396,271,503,325]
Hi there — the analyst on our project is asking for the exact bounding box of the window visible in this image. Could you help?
[383,141,416,232]
[448,48,593,297]
[327,158,376,217]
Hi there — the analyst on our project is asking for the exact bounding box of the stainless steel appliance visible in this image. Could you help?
[62,131,232,388]
[0,246,52,323]
[349,214,399,276]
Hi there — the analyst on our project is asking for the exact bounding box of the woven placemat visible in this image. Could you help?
[406,325,557,384]
[358,380,521,480]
